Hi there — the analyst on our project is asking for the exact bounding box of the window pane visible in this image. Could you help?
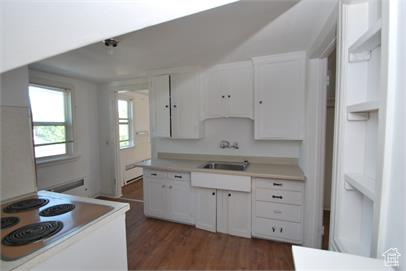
[119,124,129,141]
[35,144,66,158]
[29,85,66,122]
[33,125,66,145]
[118,100,128,119]
[120,141,130,148]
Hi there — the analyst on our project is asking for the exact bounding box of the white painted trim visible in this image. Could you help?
[112,90,123,197]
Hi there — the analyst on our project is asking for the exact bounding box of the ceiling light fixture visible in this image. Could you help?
[103,38,119,47]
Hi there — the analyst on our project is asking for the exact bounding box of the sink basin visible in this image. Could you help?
[199,161,249,171]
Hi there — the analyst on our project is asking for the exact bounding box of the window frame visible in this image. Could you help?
[118,96,134,149]
[29,83,75,161]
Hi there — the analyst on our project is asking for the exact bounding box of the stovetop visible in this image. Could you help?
[1,193,113,261]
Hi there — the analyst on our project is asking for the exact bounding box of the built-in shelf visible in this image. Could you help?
[344,173,376,201]
[347,100,380,113]
[348,19,382,62]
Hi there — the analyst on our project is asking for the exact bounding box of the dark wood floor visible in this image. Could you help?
[122,179,143,201]
[322,210,330,250]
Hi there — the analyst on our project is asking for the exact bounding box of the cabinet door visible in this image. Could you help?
[150,75,170,137]
[167,180,194,224]
[227,191,252,238]
[204,69,227,118]
[227,63,253,118]
[171,72,201,139]
[254,52,305,139]
[144,178,167,219]
[195,188,217,232]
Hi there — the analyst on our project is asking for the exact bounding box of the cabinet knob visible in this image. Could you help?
[259,101,263,104]
[228,193,231,197]
[227,95,231,98]
[173,105,177,108]
[212,192,216,196]
[161,184,166,188]
[165,105,169,108]
[221,95,225,99]
[169,185,172,189]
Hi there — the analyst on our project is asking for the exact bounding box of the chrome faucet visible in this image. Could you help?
[219,140,239,149]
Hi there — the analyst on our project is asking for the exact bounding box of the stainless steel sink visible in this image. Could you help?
[199,161,249,171]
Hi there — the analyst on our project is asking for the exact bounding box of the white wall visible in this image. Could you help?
[154,118,301,158]
[119,91,151,184]
[29,70,102,197]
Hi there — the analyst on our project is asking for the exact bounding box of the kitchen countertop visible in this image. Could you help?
[1,191,129,271]
[136,158,305,181]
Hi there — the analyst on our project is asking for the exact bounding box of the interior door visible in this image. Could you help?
[171,72,201,139]
[195,188,217,232]
[227,64,253,118]
[227,191,251,238]
[151,75,170,137]
[204,69,227,118]
[144,178,167,218]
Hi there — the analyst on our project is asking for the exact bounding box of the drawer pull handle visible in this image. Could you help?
[272,227,276,232]
[272,195,283,199]
[280,228,283,233]
[273,183,282,186]
[273,210,282,214]
[174,175,182,179]
[151,173,158,176]
[161,185,166,188]
[169,185,173,189]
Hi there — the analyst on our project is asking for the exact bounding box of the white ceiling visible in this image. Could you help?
[1,0,236,73]
[31,0,337,83]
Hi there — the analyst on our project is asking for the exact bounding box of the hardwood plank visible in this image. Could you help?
[122,179,144,200]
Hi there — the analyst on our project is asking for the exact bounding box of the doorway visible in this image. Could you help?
[322,48,336,249]
[115,88,151,201]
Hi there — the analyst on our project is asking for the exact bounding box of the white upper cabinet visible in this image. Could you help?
[149,71,202,139]
[203,61,253,119]
[150,75,170,138]
[253,52,306,140]
[171,71,202,139]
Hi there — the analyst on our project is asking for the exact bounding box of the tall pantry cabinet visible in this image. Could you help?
[330,0,390,259]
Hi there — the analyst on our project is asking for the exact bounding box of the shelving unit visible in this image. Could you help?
[344,173,376,201]
[348,19,382,62]
[331,0,387,259]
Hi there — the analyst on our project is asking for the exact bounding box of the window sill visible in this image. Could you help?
[36,154,80,168]
[120,145,135,151]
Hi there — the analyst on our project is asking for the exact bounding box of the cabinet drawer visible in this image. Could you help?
[254,178,304,192]
[144,169,168,179]
[255,201,303,223]
[253,217,303,243]
[255,188,303,205]
[168,172,190,181]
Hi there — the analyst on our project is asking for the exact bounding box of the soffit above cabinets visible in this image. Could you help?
[30,0,337,83]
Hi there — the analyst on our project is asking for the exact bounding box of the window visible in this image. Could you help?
[118,98,133,149]
[28,84,73,159]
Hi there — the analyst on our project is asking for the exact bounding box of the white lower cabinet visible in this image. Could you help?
[224,190,251,238]
[144,169,194,224]
[252,177,304,244]
[195,188,217,232]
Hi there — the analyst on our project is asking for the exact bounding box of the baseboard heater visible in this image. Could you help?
[46,178,85,193]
